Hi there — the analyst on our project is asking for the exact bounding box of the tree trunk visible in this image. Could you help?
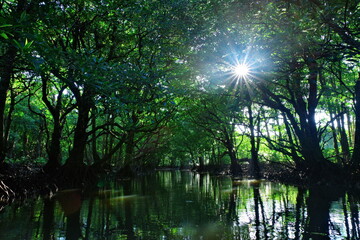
[105,116,115,162]
[0,0,29,164]
[44,119,62,171]
[223,128,242,177]
[92,134,126,170]
[282,113,303,166]
[118,130,136,178]
[248,102,261,179]
[351,73,360,169]
[198,156,205,172]
[228,147,242,177]
[125,130,135,164]
[337,106,350,163]
[91,112,100,164]
[0,47,16,164]
[329,109,341,164]
[297,131,326,174]
[65,97,92,167]
[346,112,353,147]
[299,58,326,170]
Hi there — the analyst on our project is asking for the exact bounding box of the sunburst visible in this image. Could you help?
[233,63,250,78]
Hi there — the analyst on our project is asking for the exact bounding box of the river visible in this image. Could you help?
[0,171,359,239]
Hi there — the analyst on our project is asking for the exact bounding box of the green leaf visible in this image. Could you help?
[0,32,8,39]
[0,24,12,28]
[12,39,22,49]
[24,38,33,50]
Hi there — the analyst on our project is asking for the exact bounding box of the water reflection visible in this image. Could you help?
[0,171,359,239]
[42,198,55,240]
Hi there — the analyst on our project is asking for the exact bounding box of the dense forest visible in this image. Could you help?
[0,0,359,197]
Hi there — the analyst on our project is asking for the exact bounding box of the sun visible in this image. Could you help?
[233,64,249,78]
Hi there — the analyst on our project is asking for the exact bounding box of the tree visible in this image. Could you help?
[298,0,360,172]
[37,73,75,171]
[0,0,35,164]
[187,91,245,176]
[244,1,341,177]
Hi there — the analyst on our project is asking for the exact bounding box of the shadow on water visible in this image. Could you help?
[0,171,359,239]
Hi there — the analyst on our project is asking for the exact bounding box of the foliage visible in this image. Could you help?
[0,0,359,180]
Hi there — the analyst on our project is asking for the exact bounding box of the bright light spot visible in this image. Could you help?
[234,64,249,77]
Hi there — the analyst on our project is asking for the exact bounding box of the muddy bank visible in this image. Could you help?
[0,163,57,209]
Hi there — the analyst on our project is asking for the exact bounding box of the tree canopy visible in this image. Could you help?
[0,0,359,183]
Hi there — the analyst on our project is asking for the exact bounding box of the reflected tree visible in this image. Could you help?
[122,181,135,239]
[84,197,95,240]
[349,195,360,239]
[227,185,238,225]
[56,190,83,240]
[42,198,55,240]
[303,187,342,240]
[252,182,268,240]
[294,188,305,240]
[66,209,82,240]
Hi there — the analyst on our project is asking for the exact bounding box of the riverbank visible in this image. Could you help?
[0,163,57,209]
[158,162,360,192]
[1,161,359,209]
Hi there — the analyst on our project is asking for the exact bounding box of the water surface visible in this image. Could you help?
[0,171,359,239]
